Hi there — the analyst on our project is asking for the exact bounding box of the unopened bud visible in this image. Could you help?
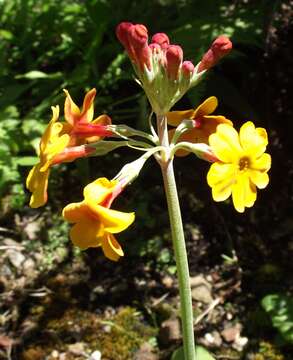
[182,61,195,78]
[166,45,183,79]
[198,35,232,73]
[151,33,170,49]
[52,145,95,165]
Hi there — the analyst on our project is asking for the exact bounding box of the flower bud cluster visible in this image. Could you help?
[116,22,232,115]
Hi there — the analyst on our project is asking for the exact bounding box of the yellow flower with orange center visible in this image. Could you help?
[167,96,232,156]
[62,178,135,261]
[26,106,70,208]
[207,121,271,213]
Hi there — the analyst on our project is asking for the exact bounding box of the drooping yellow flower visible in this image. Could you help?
[167,96,232,156]
[207,121,271,213]
[26,106,70,208]
[63,88,112,145]
[62,178,135,261]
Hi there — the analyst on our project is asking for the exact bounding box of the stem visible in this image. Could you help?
[157,115,196,360]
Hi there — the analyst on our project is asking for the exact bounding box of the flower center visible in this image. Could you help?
[238,156,250,171]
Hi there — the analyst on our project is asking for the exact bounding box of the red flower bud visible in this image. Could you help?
[182,61,195,78]
[198,35,232,73]
[166,45,183,79]
[151,33,170,49]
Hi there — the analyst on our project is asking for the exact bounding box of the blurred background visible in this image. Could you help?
[0,0,292,359]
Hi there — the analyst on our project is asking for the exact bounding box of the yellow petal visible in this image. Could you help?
[101,233,124,261]
[207,163,236,201]
[40,106,60,152]
[231,174,257,213]
[70,218,103,249]
[209,124,242,162]
[26,164,50,208]
[62,202,90,223]
[251,153,271,172]
[81,88,96,123]
[249,171,269,189]
[239,121,268,158]
[93,205,135,234]
[63,89,81,125]
[83,178,118,204]
[193,96,218,117]
[166,109,194,126]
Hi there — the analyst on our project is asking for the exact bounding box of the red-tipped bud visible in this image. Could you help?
[151,33,170,49]
[73,124,113,138]
[130,24,148,48]
[149,43,161,53]
[198,35,232,73]
[166,45,183,79]
[116,22,133,47]
[182,61,195,78]
[52,145,96,165]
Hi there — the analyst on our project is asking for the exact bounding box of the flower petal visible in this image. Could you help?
[26,164,49,208]
[209,124,242,162]
[251,153,271,172]
[166,109,194,126]
[193,96,218,117]
[249,171,269,189]
[231,174,257,213]
[70,218,103,249]
[80,88,96,123]
[84,178,118,204]
[93,206,135,234]
[62,202,90,223]
[64,89,81,125]
[101,233,124,261]
[239,121,268,157]
[207,163,236,201]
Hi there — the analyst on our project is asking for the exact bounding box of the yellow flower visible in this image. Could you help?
[207,121,271,213]
[63,88,112,145]
[26,106,70,208]
[62,178,135,261]
[167,96,232,156]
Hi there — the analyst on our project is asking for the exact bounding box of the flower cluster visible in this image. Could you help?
[26,89,113,208]
[116,22,232,115]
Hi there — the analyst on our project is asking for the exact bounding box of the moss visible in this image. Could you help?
[21,306,157,360]
[254,341,285,360]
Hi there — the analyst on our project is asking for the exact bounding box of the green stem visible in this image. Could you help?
[157,115,196,360]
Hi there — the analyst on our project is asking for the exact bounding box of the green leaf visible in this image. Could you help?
[171,346,216,360]
[16,157,38,166]
[15,70,62,80]
[261,294,293,344]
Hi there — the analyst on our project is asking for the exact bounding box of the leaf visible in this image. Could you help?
[261,294,293,344]
[171,345,216,360]
[16,157,38,166]
[15,71,62,80]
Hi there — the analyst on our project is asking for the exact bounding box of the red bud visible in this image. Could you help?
[198,35,232,73]
[182,61,195,78]
[166,45,183,79]
[151,33,170,49]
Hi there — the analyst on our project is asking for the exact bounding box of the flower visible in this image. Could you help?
[207,121,271,212]
[62,178,135,261]
[63,88,113,145]
[26,106,70,208]
[168,96,232,156]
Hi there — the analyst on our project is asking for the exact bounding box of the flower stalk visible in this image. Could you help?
[157,115,195,360]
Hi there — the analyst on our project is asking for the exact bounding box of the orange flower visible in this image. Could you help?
[167,96,232,156]
[63,178,135,261]
[63,88,112,145]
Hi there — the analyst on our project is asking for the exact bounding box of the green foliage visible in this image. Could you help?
[261,294,293,344]
[171,345,215,360]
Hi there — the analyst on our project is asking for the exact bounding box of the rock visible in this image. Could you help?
[204,331,222,347]
[161,275,174,288]
[50,350,59,358]
[134,342,158,360]
[233,335,248,352]
[89,350,102,360]
[190,275,213,304]
[221,323,242,343]
[159,317,181,345]
[68,342,85,355]
[23,221,40,241]
[7,249,25,268]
